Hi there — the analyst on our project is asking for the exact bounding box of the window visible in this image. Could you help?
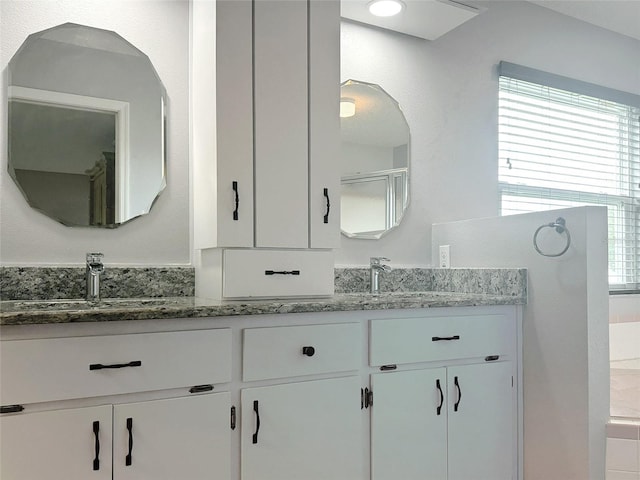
[498,62,640,291]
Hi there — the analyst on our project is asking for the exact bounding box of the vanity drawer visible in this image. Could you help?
[370,314,514,366]
[223,249,334,298]
[0,329,231,405]
[243,323,360,381]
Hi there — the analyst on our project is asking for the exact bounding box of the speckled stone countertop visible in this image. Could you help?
[0,291,525,326]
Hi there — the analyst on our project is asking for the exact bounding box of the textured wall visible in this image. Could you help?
[0,0,190,266]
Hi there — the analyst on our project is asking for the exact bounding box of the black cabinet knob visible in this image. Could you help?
[302,346,315,357]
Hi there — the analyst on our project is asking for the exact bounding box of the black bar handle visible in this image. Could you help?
[323,188,330,224]
[90,360,142,371]
[232,181,239,221]
[0,405,24,414]
[252,401,260,444]
[264,270,300,276]
[126,417,133,466]
[436,379,444,416]
[93,421,100,471]
[454,376,462,412]
[432,335,460,342]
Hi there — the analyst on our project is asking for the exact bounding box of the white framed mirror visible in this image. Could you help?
[340,79,410,239]
[7,23,167,228]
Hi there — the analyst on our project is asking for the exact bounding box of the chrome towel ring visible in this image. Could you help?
[533,217,571,257]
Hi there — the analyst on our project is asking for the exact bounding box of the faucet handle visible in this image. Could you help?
[86,253,104,267]
[370,257,390,265]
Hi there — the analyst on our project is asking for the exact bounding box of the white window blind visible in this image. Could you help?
[498,63,640,291]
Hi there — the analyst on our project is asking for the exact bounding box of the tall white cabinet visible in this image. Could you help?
[193,0,340,298]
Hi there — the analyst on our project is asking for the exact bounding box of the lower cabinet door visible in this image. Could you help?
[113,392,231,480]
[371,369,448,480]
[447,361,514,480]
[241,376,362,480]
[0,404,113,480]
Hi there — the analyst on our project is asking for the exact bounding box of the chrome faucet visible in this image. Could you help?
[370,257,391,294]
[86,253,104,302]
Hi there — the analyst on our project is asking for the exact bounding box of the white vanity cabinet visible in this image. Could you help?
[369,314,518,480]
[0,329,233,480]
[193,0,340,251]
[240,323,364,480]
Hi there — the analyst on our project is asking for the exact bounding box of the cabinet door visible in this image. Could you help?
[309,0,340,248]
[254,0,309,248]
[113,392,231,480]
[447,362,514,480]
[0,405,113,480]
[371,369,447,480]
[241,376,362,480]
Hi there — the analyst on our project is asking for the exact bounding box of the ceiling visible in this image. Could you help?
[341,0,640,41]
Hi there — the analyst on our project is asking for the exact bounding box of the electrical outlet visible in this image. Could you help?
[439,245,451,268]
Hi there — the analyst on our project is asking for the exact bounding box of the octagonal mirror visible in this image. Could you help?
[340,79,410,239]
[7,23,167,227]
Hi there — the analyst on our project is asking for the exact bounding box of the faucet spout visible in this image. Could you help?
[86,253,104,302]
[370,257,391,294]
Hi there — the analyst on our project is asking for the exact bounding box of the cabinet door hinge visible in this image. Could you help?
[0,405,24,414]
[361,388,373,409]
[230,406,236,430]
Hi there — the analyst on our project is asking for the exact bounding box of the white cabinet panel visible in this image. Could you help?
[113,393,231,480]
[241,376,363,480]
[1,329,232,404]
[254,0,308,248]
[243,322,360,381]
[370,314,514,366]
[371,369,448,480]
[0,405,113,480]
[447,362,514,480]
[223,249,334,298]
[309,0,341,248]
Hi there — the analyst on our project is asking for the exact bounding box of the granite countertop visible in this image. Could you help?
[0,291,526,326]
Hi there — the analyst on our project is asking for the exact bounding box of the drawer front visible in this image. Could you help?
[1,329,231,405]
[243,323,360,381]
[370,314,514,366]
[223,249,334,298]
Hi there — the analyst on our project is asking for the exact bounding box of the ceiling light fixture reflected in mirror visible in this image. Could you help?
[368,0,404,17]
[340,97,356,118]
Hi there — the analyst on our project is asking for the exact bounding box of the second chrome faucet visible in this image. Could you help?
[370,257,391,294]
[86,253,104,302]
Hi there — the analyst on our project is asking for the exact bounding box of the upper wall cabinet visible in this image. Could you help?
[193,0,340,250]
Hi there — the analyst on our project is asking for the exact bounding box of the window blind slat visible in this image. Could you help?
[498,72,639,290]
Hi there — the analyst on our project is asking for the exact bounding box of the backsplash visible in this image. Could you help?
[1,266,526,300]
[335,267,527,297]
[0,267,195,300]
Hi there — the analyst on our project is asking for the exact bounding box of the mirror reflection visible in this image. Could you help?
[7,23,167,227]
[340,79,410,239]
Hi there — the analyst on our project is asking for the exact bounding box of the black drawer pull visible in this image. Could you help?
[232,181,239,221]
[302,346,315,357]
[90,360,142,371]
[264,270,300,276]
[323,188,330,224]
[432,335,460,342]
[0,405,24,414]
[485,355,500,362]
[189,384,214,394]
[454,376,462,412]
[436,379,444,416]
[252,401,260,444]
[93,421,100,471]
[125,417,133,466]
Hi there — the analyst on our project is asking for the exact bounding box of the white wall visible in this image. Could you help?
[0,0,190,266]
[338,0,640,267]
[432,206,610,480]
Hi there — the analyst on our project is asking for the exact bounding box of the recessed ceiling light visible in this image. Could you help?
[368,0,404,17]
